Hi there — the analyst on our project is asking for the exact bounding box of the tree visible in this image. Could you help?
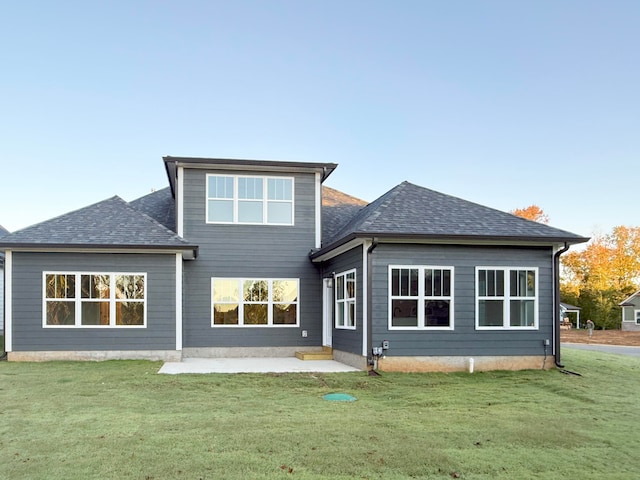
[561,226,640,329]
[510,205,549,224]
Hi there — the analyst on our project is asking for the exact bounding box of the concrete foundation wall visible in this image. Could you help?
[8,350,181,362]
[182,346,317,358]
[332,349,368,370]
[378,355,553,373]
[621,322,640,332]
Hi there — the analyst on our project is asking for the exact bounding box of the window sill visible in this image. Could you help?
[388,326,454,331]
[475,326,539,331]
[211,324,299,328]
[43,325,147,329]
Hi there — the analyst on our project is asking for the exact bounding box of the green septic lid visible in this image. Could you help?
[323,393,357,402]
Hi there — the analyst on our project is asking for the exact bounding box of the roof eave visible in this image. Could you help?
[311,232,589,260]
[163,156,338,182]
[619,289,640,306]
[0,243,199,260]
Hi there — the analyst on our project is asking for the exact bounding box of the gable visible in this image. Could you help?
[619,290,640,307]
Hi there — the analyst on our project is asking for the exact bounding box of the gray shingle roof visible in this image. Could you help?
[0,196,196,252]
[0,225,6,265]
[321,181,589,250]
[129,187,175,231]
[322,186,368,242]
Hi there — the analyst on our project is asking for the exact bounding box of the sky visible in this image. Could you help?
[1,1,638,239]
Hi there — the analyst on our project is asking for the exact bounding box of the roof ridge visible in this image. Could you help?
[0,194,195,250]
[325,182,407,242]
[6,195,123,235]
[404,182,584,235]
[318,180,588,253]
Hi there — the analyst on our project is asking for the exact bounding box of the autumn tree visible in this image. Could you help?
[561,226,640,329]
[510,205,549,224]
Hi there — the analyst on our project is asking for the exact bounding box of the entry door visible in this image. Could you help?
[322,278,333,347]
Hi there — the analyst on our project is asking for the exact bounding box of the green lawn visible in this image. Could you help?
[1,350,639,479]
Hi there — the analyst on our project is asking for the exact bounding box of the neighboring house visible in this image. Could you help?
[560,302,582,329]
[0,225,8,333]
[0,157,589,371]
[619,291,640,332]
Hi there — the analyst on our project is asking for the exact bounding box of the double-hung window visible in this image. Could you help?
[212,278,299,326]
[635,310,640,325]
[44,272,146,327]
[206,174,294,225]
[335,270,356,329]
[389,266,454,329]
[476,267,538,329]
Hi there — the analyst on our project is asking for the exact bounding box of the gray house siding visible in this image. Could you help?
[181,168,322,348]
[10,252,176,351]
[320,245,364,355]
[370,244,555,357]
[621,297,640,331]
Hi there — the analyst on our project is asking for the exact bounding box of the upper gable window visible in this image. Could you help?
[206,174,294,225]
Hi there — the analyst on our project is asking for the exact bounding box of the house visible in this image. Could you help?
[559,302,582,329]
[619,291,640,332]
[0,157,589,371]
[0,225,8,333]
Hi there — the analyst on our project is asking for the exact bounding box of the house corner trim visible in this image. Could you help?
[4,251,11,352]
[177,165,185,237]
[176,253,183,351]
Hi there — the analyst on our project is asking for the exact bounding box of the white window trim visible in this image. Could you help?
[42,272,147,328]
[335,269,357,330]
[211,278,300,327]
[475,266,539,330]
[388,265,455,331]
[635,309,640,325]
[205,174,295,226]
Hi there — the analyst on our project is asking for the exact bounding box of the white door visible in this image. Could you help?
[322,278,333,347]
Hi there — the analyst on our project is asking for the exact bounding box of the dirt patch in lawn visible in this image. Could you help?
[561,329,640,346]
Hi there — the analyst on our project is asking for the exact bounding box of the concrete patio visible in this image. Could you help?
[159,357,361,374]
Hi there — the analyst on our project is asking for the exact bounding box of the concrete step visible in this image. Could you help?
[295,347,333,361]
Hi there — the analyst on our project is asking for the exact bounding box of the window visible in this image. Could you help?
[212,278,299,327]
[389,266,454,329]
[206,175,294,225]
[44,273,146,327]
[635,310,640,325]
[476,267,538,329]
[335,270,356,329]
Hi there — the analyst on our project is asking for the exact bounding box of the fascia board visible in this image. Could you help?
[312,233,588,261]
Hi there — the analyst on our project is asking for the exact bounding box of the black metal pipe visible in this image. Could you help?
[553,242,570,368]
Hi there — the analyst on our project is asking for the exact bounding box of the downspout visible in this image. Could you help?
[553,242,570,368]
[366,238,378,367]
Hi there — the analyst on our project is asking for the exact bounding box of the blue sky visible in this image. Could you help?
[1,1,638,238]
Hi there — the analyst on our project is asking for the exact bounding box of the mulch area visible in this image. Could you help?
[561,329,640,346]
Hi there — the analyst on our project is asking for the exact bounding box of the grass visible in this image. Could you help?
[0,350,639,479]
